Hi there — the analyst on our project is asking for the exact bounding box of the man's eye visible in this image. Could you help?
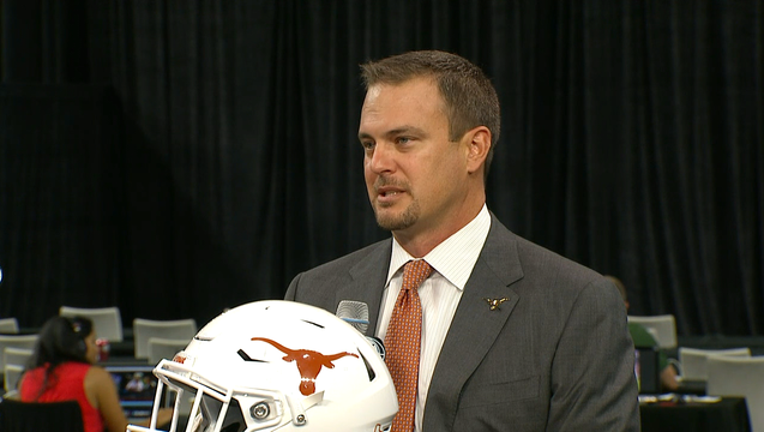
[396,137,411,145]
[361,141,375,151]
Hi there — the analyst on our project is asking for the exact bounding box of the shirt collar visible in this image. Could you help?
[387,204,492,290]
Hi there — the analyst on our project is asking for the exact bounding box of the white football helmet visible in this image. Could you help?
[127,300,397,432]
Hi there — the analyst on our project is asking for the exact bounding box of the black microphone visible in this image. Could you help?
[337,300,385,359]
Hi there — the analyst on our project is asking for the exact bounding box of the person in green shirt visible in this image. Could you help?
[606,275,679,392]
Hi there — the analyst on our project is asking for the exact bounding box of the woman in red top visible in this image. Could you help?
[18,316,171,432]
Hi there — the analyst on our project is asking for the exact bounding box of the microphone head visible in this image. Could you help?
[337,300,370,334]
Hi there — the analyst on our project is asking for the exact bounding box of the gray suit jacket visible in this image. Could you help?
[285,215,640,431]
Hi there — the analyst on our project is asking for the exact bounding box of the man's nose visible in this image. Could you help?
[368,142,396,174]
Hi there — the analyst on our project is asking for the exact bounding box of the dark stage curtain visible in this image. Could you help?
[1,1,762,336]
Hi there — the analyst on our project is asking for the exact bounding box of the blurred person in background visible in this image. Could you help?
[606,275,679,391]
[15,315,172,432]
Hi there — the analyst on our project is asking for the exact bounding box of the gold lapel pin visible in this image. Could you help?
[484,297,508,311]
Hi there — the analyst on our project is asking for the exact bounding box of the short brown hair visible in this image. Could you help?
[360,50,501,180]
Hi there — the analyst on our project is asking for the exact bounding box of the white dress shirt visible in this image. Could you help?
[376,204,491,432]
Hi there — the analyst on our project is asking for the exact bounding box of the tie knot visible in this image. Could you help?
[402,259,433,292]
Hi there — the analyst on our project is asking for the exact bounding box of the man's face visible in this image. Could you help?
[358,77,471,239]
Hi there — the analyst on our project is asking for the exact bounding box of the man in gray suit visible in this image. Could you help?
[285,50,639,431]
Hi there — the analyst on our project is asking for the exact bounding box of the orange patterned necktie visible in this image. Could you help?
[385,259,434,432]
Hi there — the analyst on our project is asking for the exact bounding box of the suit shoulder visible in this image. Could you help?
[285,239,390,304]
[518,236,600,279]
[302,238,390,277]
[495,225,606,296]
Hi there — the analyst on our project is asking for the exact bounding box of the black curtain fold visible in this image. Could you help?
[1,0,762,336]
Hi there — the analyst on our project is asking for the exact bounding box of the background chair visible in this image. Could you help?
[3,347,33,395]
[627,314,677,349]
[0,399,84,432]
[707,355,764,432]
[4,347,33,369]
[3,364,24,393]
[0,335,38,371]
[132,318,196,359]
[146,337,190,365]
[59,306,123,342]
[0,318,19,334]
[678,347,751,381]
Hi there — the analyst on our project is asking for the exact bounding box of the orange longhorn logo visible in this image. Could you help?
[251,337,358,395]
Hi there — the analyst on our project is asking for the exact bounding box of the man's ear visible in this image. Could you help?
[464,126,491,175]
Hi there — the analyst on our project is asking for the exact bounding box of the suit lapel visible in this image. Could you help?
[335,240,392,336]
[423,216,524,430]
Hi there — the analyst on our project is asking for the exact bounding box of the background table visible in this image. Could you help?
[640,396,751,432]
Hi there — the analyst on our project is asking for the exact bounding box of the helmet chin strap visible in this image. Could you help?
[286,391,324,427]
